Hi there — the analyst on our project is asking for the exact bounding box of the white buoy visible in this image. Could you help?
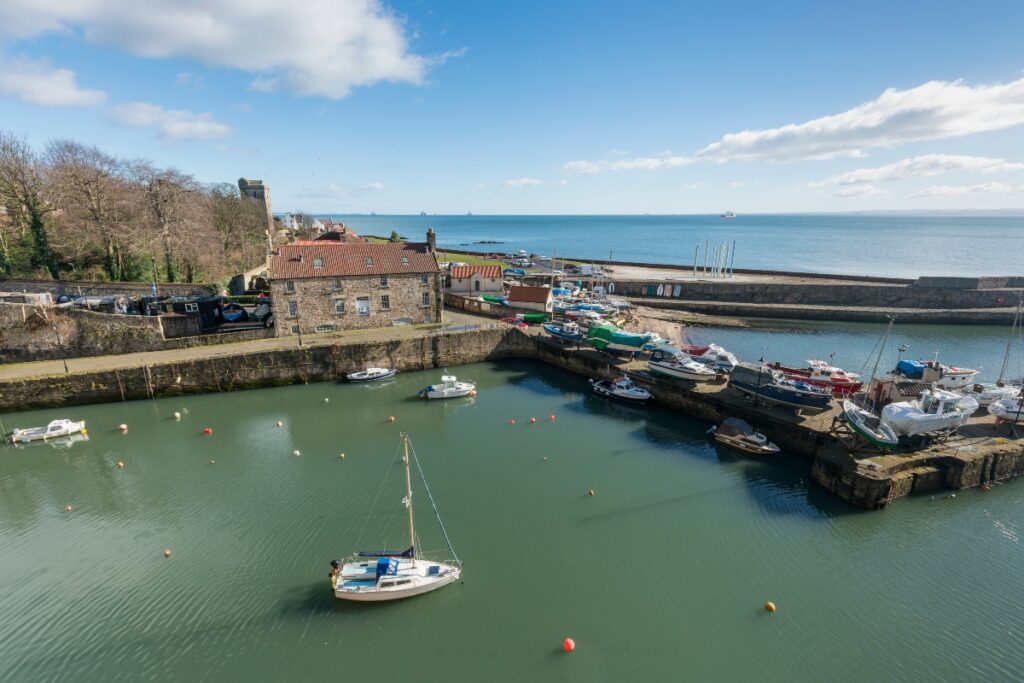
[293,450,301,457]
[173,412,181,421]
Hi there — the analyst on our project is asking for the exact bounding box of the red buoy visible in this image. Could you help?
[203,427,213,435]
[563,638,575,652]
[549,414,556,422]
[530,417,537,424]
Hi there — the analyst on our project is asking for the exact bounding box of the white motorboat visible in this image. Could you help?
[888,359,978,390]
[989,397,1024,424]
[347,367,398,382]
[935,364,979,390]
[331,434,461,602]
[683,343,739,372]
[9,419,87,444]
[589,376,652,403]
[419,374,476,399]
[962,382,1021,407]
[881,389,978,436]
[648,350,717,382]
[710,418,779,455]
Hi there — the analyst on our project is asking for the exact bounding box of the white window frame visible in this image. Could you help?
[313,257,323,269]
[332,278,342,291]
[334,299,345,315]
[380,294,391,311]
[356,297,370,317]
[380,275,389,287]
[184,302,199,313]
[287,300,298,317]
[420,274,429,285]
[285,280,295,293]
[421,292,430,307]
[315,324,335,333]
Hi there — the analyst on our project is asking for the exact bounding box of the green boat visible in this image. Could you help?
[520,313,548,324]
[586,324,653,352]
[841,400,899,448]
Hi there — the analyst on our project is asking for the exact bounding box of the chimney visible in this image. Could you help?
[426,228,436,253]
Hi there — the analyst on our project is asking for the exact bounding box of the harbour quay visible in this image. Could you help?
[2,322,1021,510]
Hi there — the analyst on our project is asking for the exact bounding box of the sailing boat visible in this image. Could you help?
[841,318,899,448]
[962,299,1023,406]
[330,433,462,602]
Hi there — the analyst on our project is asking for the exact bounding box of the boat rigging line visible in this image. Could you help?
[407,437,460,565]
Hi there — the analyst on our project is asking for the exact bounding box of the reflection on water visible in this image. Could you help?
[1,359,1023,681]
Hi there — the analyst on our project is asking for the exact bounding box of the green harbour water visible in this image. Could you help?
[2,355,1024,681]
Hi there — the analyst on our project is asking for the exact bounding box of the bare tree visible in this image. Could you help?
[0,133,59,278]
[128,161,204,283]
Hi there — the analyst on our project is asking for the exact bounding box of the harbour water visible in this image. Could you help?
[331,213,1024,278]
[3,359,1023,681]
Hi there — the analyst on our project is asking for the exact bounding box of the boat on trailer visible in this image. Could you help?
[330,434,461,602]
[766,360,862,396]
[841,400,899,449]
[589,375,652,403]
[347,367,398,382]
[881,388,978,436]
[542,321,584,342]
[989,397,1024,425]
[648,350,717,382]
[9,419,87,444]
[710,417,779,455]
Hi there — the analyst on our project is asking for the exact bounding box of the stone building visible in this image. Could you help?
[269,239,441,336]
[507,285,553,312]
[238,177,273,228]
[447,265,503,295]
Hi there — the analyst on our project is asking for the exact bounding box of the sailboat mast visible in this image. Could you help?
[402,434,416,563]
[864,317,893,408]
[997,298,1020,384]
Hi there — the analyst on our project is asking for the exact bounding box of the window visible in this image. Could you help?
[184,302,198,313]
[285,280,295,293]
[380,275,389,287]
[420,274,429,285]
[313,257,323,269]
[356,297,370,316]
[402,256,409,265]
[421,292,430,307]
[334,299,345,315]
[291,325,299,334]
[315,324,335,332]
[287,300,298,317]
[332,278,342,291]
[474,280,481,292]
[365,257,373,267]
[380,294,390,311]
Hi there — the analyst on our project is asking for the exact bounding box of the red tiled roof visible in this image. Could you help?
[271,242,438,279]
[507,285,552,304]
[451,265,502,279]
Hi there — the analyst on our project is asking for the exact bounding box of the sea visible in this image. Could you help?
[327,213,1024,278]
[3,361,1023,681]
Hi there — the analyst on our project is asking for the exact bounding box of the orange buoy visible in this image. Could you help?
[530,417,537,424]
[163,548,172,558]
[765,601,776,613]
[116,461,124,469]
[549,414,556,422]
[64,504,73,513]
[118,423,128,433]
[563,638,575,652]
[387,415,396,423]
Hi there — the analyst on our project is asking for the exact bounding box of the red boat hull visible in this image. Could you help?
[766,362,862,396]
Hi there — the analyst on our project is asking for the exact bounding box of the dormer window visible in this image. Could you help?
[366,257,373,267]
[313,257,323,269]
[402,256,409,265]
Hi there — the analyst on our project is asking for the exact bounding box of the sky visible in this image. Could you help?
[1,0,1023,214]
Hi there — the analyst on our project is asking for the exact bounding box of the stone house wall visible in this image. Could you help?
[448,273,503,295]
[271,272,439,336]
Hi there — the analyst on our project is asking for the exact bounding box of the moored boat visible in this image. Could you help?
[419,374,476,399]
[347,367,398,382]
[841,400,899,448]
[330,434,461,602]
[881,389,978,436]
[710,417,779,455]
[648,350,717,382]
[542,321,584,342]
[590,376,652,403]
[767,359,862,396]
[728,362,832,412]
[9,419,87,444]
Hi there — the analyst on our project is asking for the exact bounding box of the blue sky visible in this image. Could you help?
[1,0,1023,214]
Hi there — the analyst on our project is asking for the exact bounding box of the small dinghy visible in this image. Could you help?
[9,419,87,444]
[589,375,652,403]
[842,400,899,449]
[330,434,461,602]
[347,367,398,382]
[419,374,476,399]
[710,418,780,456]
[989,397,1024,425]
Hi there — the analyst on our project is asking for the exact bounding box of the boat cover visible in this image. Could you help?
[717,417,755,437]
[481,295,506,304]
[895,359,926,379]
[521,313,548,324]
[586,325,652,350]
[359,546,415,558]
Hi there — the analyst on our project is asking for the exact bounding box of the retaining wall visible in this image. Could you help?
[0,278,210,298]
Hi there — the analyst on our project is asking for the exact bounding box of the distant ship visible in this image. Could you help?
[721,211,736,218]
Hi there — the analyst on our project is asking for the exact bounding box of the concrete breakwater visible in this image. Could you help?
[2,327,1022,510]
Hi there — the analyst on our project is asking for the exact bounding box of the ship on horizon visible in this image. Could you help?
[721,210,736,218]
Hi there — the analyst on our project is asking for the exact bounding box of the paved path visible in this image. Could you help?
[0,310,498,381]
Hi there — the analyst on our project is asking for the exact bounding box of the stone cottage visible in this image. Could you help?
[507,285,553,312]
[447,265,503,295]
[269,239,441,336]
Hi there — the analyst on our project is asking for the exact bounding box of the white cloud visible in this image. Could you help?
[562,154,693,175]
[698,78,1024,162]
[504,177,543,188]
[110,101,231,140]
[730,181,748,188]
[682,181,706,191]
[0,0,454,99]
[909,182,1014,198]
[0,56,105,107]
[174,71,204,88]
[831,185,889,198]
[818,154,1024,186]
[361,181,386,191]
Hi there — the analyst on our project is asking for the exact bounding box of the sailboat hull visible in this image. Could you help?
[334,562,462,602]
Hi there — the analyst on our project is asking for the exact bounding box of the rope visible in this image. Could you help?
[408,438,460,564]
[353,441,402,549]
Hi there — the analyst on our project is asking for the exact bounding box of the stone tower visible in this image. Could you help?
[238,177,273,229]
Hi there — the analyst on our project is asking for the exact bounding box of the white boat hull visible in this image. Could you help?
[989,398,1024,424]
[348,368,398,382]
[648,360,715,382]
[10,420,86,444]
[936,372,978,390]
[334,559,461,602]
[422,385,475,399]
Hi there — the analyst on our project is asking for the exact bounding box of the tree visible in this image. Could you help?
[389,229,401,242]
[128,162,203,283]
[0,133,59,278]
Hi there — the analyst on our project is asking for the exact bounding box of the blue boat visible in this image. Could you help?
[503,267,526,276]
[728,362,832,412]
[542,321,584,342]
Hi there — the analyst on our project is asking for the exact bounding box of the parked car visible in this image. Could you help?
[251,301,274,327]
